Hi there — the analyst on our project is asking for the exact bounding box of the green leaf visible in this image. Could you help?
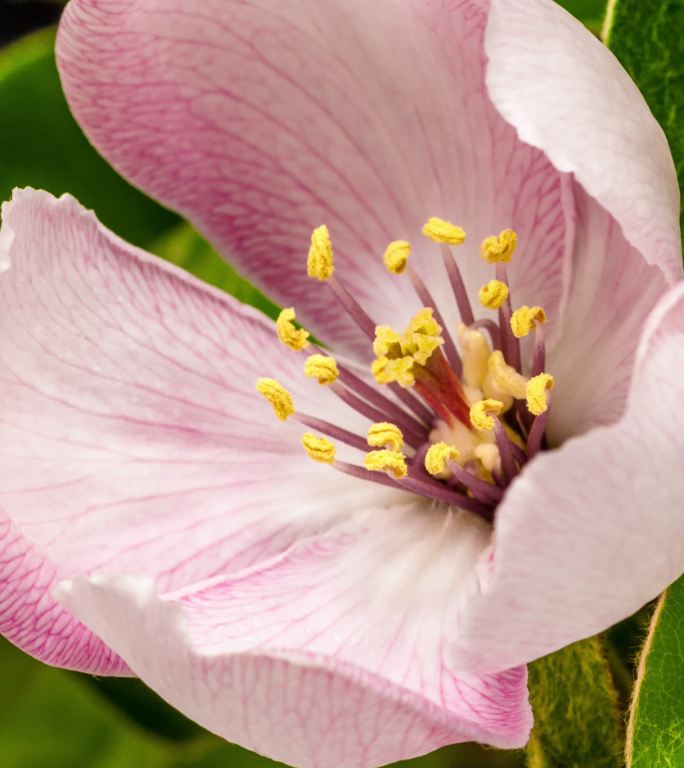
[151,222,280,318]
[555,0,607,31]
[626,575,684,768]
[604,0,684,242]
[526,636,623,768]
[0,27,179,249]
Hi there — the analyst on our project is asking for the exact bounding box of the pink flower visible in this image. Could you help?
[1,0,682,766]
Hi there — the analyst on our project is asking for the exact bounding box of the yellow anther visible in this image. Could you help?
[487,350,527,400]
[307,224,334,281]
[383,240,411,275]
[371,355,416,388]
[402,308,443,365]
[367,422,404,452]
[469,399,504,432]
[480,229,517,263]
[276,307,310,351]
[458,323,491,389]
[478,279,510,310]
[256,378,295,421]
[424,442,460,478]
[373,325,403,359]
[526,373,554,416]
[301,432,336,464]
[304,354,339,385]
[364,450,408,479]
[510,305,547,339]
[421,217,466,245]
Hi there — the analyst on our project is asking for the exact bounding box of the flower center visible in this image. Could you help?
[256,218,554,524]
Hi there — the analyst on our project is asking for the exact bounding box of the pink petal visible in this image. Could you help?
[453,281,684,674]
[57,0,571,353]
[0,189,385,671]
[546,183,670,442]
[486,0,681,282]
[56,505,531,767]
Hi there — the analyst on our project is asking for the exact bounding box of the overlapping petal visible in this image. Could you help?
[0,188,392,671]
[56,0,571,354]
[57,505,531,767]
[453,282,684,674]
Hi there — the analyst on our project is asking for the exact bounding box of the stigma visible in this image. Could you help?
[256,218,555,524]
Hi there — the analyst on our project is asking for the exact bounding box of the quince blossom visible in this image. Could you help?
[0,1,682,766]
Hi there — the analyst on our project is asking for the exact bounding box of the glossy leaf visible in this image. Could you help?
[626,575,684,768]
[526,636,623,768]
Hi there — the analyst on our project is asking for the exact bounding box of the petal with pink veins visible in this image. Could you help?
[0,188,395,672]
[453,281,684,674]
[56,0,571,353]
[56,504,531,767]
[486,0,681,282]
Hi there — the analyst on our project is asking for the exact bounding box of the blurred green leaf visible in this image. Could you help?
[0,27,179,249]
[604,0,684,243]
[152,223,280,318]
[556,0,606,30]
[525,636,623,768]
[626,574,684,768]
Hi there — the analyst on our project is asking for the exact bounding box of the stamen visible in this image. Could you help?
[532,324,546,376]
[478,279,509,310]
[301,432,336,463]
[367,422,404,452]
[364,449,408,479]
[446,461,504,504]
[494,262,521,372]
[307,225,334,281]
[527,404,550,458]
[276,308,310,351]
[256,378,295,421]
[383,240,411,275]
[469,399,505,432]
[296,414,369,453]
[422,217,466,245]
[424,442,460,479]
[304,354,339,385]
[459,325,490,389]
[485,350,527,403]
[493,419,518,483]
[510,305,547,339]
[526,373,554,416]
[480,229,517,264]
[469,318,502,350]
[441,243,475,326]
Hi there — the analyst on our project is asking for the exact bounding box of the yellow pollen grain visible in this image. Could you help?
[421,217,466,245]
[526,373,554,416]
[371,355,416,388]
[487,350,527,400]
[367,422,404,452]
[307,224,334,281]
[256,378,295,421]
[276,307,310,351]
[470,398,504,431]
[383,240,411,274]
[402,308,443,365]
[478,279,509,310]
[364,449,408,479]
[304,354,339,385]
[510,305,547,339]
[424,442,460,477]
[301,432,336,463]
[480,229,517,263]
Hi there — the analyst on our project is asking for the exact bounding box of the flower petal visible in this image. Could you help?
[486,0,681,281]
[547,184,670,442]
[453,281,684,674]
[0,189,387,671]
[57,0,571,353]
[57,505,531,767]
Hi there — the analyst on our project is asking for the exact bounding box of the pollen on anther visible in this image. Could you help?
[367,422,404,452]
[425,442,460,478]
[478,279,509,310]
[470,399,504,431]
[302,432,336,463]
[307,224,334,281]
[526,373,554,416]
[383,240,411,274]
[256,378,295,421]
[304,354,339,385]
[421,217,466,245]
[510,305,547,339]
[276,307,310,351]
[480,229,517,263]
[364,450,408,479]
